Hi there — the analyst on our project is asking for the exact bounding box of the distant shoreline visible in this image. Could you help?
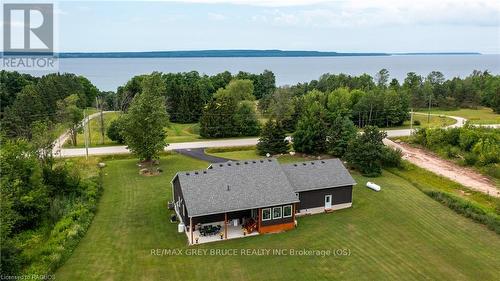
[46,50,481,59]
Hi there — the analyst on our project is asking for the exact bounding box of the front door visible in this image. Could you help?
[325,195,332,209]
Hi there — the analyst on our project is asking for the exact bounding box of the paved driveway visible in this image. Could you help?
[173,148,230,163]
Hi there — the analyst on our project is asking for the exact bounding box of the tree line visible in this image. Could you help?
[115,70,275,123]
[279,70,499,113]
[2,68,499,151]
[1,71,99,142]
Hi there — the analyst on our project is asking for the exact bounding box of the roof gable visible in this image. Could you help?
[281,159,356,192]
[177,159,299,217]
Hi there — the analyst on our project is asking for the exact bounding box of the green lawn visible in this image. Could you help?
[206,148,323,164]
[64,111,121,148]
[418,107,500,124]
[385,113,456,130]
[166,123,203,143]
[65,116,254,148]
[65,114,204,147]
[55,153,500,280]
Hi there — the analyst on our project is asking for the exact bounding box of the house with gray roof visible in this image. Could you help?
[171,158,356,244]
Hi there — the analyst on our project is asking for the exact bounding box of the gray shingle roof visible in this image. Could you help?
[281,159,357,192]
[175,159,299,217]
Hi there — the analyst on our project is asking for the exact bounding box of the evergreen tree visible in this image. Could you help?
[344,126,387,176]
[326,116,357,157]
[234,101,261,136]
[292,102,328,154]
[257,120,289,155]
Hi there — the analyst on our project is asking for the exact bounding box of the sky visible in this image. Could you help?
[3,0,500,53]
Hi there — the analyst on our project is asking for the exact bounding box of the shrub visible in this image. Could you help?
[381,147,403,168]
[444,145,461,158]
[412,120,421,126]
[22,174,103,276]
[411,128,427,145]
[107,117,125,144]
[480,164,500,180]
[463,152,478,166]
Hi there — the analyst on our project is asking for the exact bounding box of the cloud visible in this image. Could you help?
[247,0,500,27]
[54,8,68,16]
[152,0,331,7]
[208,12,227,21]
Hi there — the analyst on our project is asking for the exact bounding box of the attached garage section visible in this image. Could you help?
[297,185,353,211]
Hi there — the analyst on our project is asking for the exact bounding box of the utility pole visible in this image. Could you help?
[97,96,104,144]
[84,109,89,160]
[410,108,414,134]
[427,93,432,124]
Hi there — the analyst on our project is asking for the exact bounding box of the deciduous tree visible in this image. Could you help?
[121,73,169,162]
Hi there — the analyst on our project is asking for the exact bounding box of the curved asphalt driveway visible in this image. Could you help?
[173,148,231,163]
[56,113,466,158]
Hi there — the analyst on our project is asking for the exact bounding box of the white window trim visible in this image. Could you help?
[273,206,282,219]
[262,208,271,221]
[283,205,292,218]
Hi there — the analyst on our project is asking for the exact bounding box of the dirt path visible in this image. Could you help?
[53,111,116,156]
[384,139,500,197]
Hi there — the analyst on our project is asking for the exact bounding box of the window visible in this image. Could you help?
[262,208,271,221]
[273,207,282,219]
[283,205,292,218]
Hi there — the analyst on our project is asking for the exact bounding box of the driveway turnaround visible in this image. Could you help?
[173,148,230,163]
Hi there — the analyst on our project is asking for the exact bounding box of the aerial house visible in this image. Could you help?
[171,158,356,244]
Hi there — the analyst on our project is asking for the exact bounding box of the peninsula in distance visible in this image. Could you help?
[57,49,481,58]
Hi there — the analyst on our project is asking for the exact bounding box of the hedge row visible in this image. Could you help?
[425,190,500,234]
[23,173,103,275]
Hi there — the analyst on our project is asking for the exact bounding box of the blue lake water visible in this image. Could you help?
[20,54,500,91]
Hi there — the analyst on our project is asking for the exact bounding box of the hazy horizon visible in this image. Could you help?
[10,0,496,54]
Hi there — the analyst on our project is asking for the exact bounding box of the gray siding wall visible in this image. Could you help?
[297,185,352,210]
[172,176,189,224]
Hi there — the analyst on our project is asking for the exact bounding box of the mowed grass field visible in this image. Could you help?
[395,113,456,129]
[65,113,253,147]
[65,111,121,148]
[418,107,500,125]
[55,153,500,280]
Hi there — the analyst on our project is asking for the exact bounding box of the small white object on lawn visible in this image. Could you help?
[178,223,185,233]
[366,182,381,191]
